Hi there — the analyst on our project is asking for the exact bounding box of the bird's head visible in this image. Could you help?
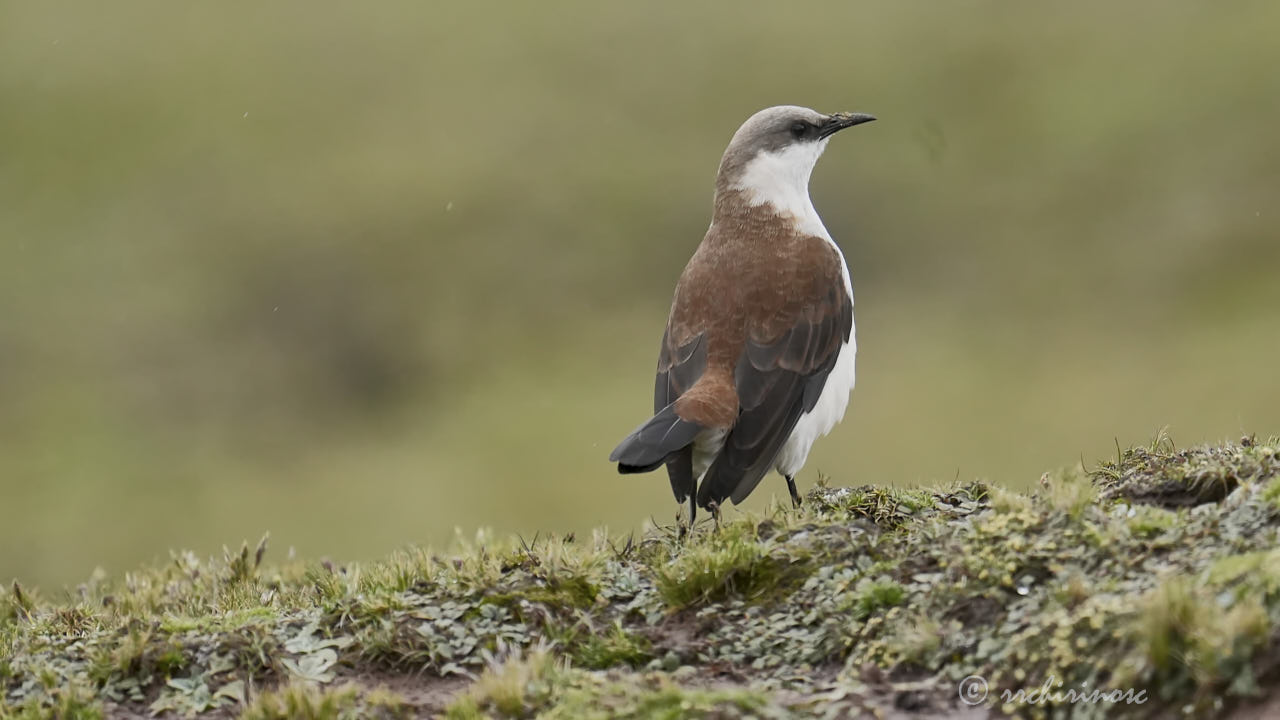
[715,105,875,217]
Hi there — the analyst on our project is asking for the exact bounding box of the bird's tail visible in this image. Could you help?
[609,403,702,474]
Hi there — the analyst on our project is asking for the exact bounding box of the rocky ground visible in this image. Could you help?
[4,435,1280,719]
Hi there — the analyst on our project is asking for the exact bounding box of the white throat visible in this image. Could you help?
[729,140,830,238]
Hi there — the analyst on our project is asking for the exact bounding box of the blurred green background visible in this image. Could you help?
[3,1,1278,589]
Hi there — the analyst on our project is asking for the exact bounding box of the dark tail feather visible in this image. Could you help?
[697,456,773,510]
[610,404,702,474]
[665,446,695,504]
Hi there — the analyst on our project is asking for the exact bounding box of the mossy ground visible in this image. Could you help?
[4,436,1280,719]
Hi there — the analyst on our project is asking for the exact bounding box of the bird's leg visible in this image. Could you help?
[786,475,803,510]
[707,500,721,532]
[675,496,697,541]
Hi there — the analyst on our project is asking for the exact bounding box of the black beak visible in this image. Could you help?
[819,112,876,138]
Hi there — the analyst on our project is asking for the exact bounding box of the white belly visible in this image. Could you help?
[773,334,856,477]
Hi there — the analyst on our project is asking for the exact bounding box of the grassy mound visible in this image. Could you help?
[4,435,1280,719]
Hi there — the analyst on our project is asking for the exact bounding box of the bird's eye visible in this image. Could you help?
[790,122,808,138]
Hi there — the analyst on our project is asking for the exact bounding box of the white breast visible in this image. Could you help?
[731,140,832,239]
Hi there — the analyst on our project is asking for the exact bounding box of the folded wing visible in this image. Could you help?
[696,277,852,508]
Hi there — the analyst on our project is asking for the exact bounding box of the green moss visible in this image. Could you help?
[569,622,652,669]
[1262,475,1280,511]
[807,485,940,527]
[546,677,773,720]
[1126,505,1178,539]
[653,526,806,609]
[160,606,278,635]
[447,662,781,720]
[483,578,599,615]
[554,574,601,608]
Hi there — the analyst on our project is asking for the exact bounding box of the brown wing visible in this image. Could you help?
[654,329,706,415]
[650,328,706,504]
[695,261,853,508]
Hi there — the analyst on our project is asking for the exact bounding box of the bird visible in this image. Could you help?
[609,104,875,524]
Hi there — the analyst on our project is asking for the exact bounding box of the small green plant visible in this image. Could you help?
[445,645,563,720]
[86,627,187,685]
[226,534,271,585]
[240,683,356,720]
[1207,549,1280,597]
[884,612,942,666]
[1038,466,1097,519]
[238,682,406,720]
[5,583,34,624]
[850,579,906,621]
[355,546,437,595]
[1128,574,1269,704]
[988,486,1034,514]
[0,686,103,720]
[653,526,800,608]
